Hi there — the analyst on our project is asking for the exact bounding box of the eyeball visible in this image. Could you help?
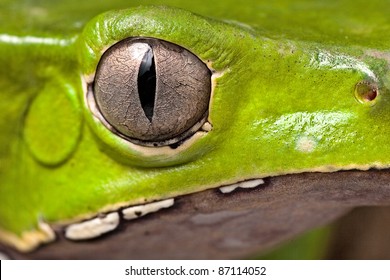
[92,37,212,146]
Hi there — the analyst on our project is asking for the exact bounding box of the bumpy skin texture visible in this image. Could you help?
[1,0,390,251]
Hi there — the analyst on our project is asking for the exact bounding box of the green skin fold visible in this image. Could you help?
[1,0,390,251]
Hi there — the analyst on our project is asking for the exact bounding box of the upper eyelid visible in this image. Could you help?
[77,7,241,76]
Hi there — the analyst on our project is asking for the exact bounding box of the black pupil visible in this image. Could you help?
[137,46,156,122]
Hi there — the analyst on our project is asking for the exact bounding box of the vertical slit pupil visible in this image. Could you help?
[137,46,156,122]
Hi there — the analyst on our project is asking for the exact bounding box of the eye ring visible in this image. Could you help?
[89,37,212,147]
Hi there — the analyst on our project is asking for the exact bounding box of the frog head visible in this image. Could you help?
[1,6,390,252]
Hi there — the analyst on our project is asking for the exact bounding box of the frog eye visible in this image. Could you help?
[92,38,212,146]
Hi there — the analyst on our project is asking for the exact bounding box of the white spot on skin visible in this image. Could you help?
[219,179,265,193]
[201,122,212,132]
[296,136,317,153]
[0,251,9,260]
[122,199,174,220]
[65,212,119,241]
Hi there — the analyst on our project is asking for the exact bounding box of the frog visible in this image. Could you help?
[1,0,390,254]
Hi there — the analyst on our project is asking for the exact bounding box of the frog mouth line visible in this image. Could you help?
[64,199,175,241]
[0,179,266,252]
[63,178,265,241]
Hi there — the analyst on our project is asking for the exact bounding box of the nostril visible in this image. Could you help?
[354,81,378,105]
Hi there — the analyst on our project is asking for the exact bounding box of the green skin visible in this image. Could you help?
[1,0,390,251]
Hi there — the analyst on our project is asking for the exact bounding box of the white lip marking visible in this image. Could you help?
[201,122,212,132]
[0,221,55,252]
[0,251,9,260]
[219,179,265,193]
[122,199,174,220]
[65,212,119,240]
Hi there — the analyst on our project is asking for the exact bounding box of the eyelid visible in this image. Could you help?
[77,6,239,77]
[76,6,238,167]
